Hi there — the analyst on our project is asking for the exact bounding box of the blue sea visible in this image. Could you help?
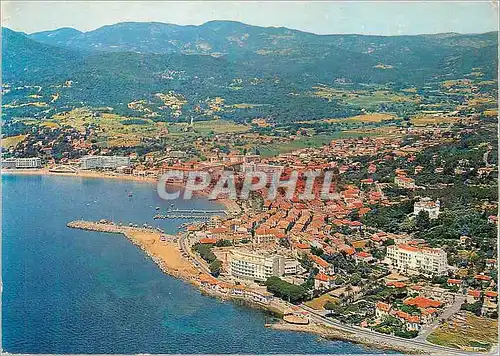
[1,174,380,354]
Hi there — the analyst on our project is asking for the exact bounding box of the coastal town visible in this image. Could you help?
[1,7,498,353]
[3,106,498,353]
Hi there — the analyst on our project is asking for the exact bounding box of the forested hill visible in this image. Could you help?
[1,22,498,122]
[8,21,499,85]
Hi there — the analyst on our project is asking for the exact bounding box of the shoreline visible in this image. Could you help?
[269,322,424,354]
[1,168,240,214]
[6,170,452,354]
[66,220,427,354]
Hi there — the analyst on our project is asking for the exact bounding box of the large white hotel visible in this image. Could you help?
[385,244,448,275]
[80,155,130,170]
[2,157,42,169]
[228,249,300,281]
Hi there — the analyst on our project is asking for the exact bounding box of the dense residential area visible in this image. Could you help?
[1,19,498,354]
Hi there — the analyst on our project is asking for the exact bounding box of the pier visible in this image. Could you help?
[165,209,227,214]
[67,220,176,239]
[154,214,215,220]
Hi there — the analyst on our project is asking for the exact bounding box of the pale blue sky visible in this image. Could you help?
[1,1,498,35]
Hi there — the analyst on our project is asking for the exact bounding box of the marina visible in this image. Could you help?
[153,208,228,220]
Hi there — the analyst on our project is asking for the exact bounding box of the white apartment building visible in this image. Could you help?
[228,249,286,281]
[241,163,284,184]
[284,258,303,275]
[414,198,441,219]
[2,157,42,169]
[386,244,448,275]
[81,155,131,170]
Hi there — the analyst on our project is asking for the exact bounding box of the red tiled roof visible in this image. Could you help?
[199,238,217,244]
[356,251,372,259]
[376,302,391,312]
[314,272,332,282]
[485,291,498,298]
[311,255,330,268]
[387,281,406,288]
[468,289,481,298]
[404,297,442,309]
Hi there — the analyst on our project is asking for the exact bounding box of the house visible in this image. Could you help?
[413,198,440,219]
[488,215,498,225]
[420,308,439,324]
[459,235,470,247]
[486,259,497,269]
[467,289,481,304]
[394,175,415,189]
[245,289,273,304]
[314,273,335,290]
[393,310,421,331]
[311,255,335,275]
[403,296,443,309]
[475,274,492,284]
[375,302,391,319]
[355,251,374,264]
[386,281,406,289]
[482,291,498,316]
[199,238,217,244]
[447,279,462,288]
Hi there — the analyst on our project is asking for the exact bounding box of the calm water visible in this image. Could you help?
[2,174,379,354]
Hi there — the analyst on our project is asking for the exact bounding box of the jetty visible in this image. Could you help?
[153,208,227,220]
[154,214,215,220]
[165,209,226,214]
[67,219,199,282]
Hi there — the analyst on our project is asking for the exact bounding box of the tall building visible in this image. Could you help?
[228,249,285,281]
[2,157,41,169]
[80,155,130,170]
[386,244,447,275]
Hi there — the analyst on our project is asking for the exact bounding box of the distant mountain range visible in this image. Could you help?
[5,21,498,82]
[2,21,498,121]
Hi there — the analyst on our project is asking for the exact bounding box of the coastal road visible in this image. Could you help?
[299,304,472,355]
[178,233,211,275]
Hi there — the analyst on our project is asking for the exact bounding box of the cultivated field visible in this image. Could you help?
[426,312,498,351]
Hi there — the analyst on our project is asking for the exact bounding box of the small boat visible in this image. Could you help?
[155,207,160,210]
[128,192,133,197]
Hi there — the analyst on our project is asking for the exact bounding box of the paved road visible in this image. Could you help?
[178,234,211,274]
[299,304,473,355]
[416,295,466,342]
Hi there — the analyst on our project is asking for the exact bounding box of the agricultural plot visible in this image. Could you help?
[427,312,498,352]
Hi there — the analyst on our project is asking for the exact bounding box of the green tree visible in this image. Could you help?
[209,260,222,277]
[416,211,431,231]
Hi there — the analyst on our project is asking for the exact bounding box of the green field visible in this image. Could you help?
[427,313,498,351]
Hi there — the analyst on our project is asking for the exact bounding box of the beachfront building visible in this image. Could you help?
[228,249,285,281]
[2,157,42,169]
[413,198,441,219]
[385,244,448,275]
[80,155,131,170]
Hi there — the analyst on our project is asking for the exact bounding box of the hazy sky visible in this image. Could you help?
[1,1,498,35]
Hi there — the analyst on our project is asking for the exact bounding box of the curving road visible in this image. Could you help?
[299,304,474,355]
